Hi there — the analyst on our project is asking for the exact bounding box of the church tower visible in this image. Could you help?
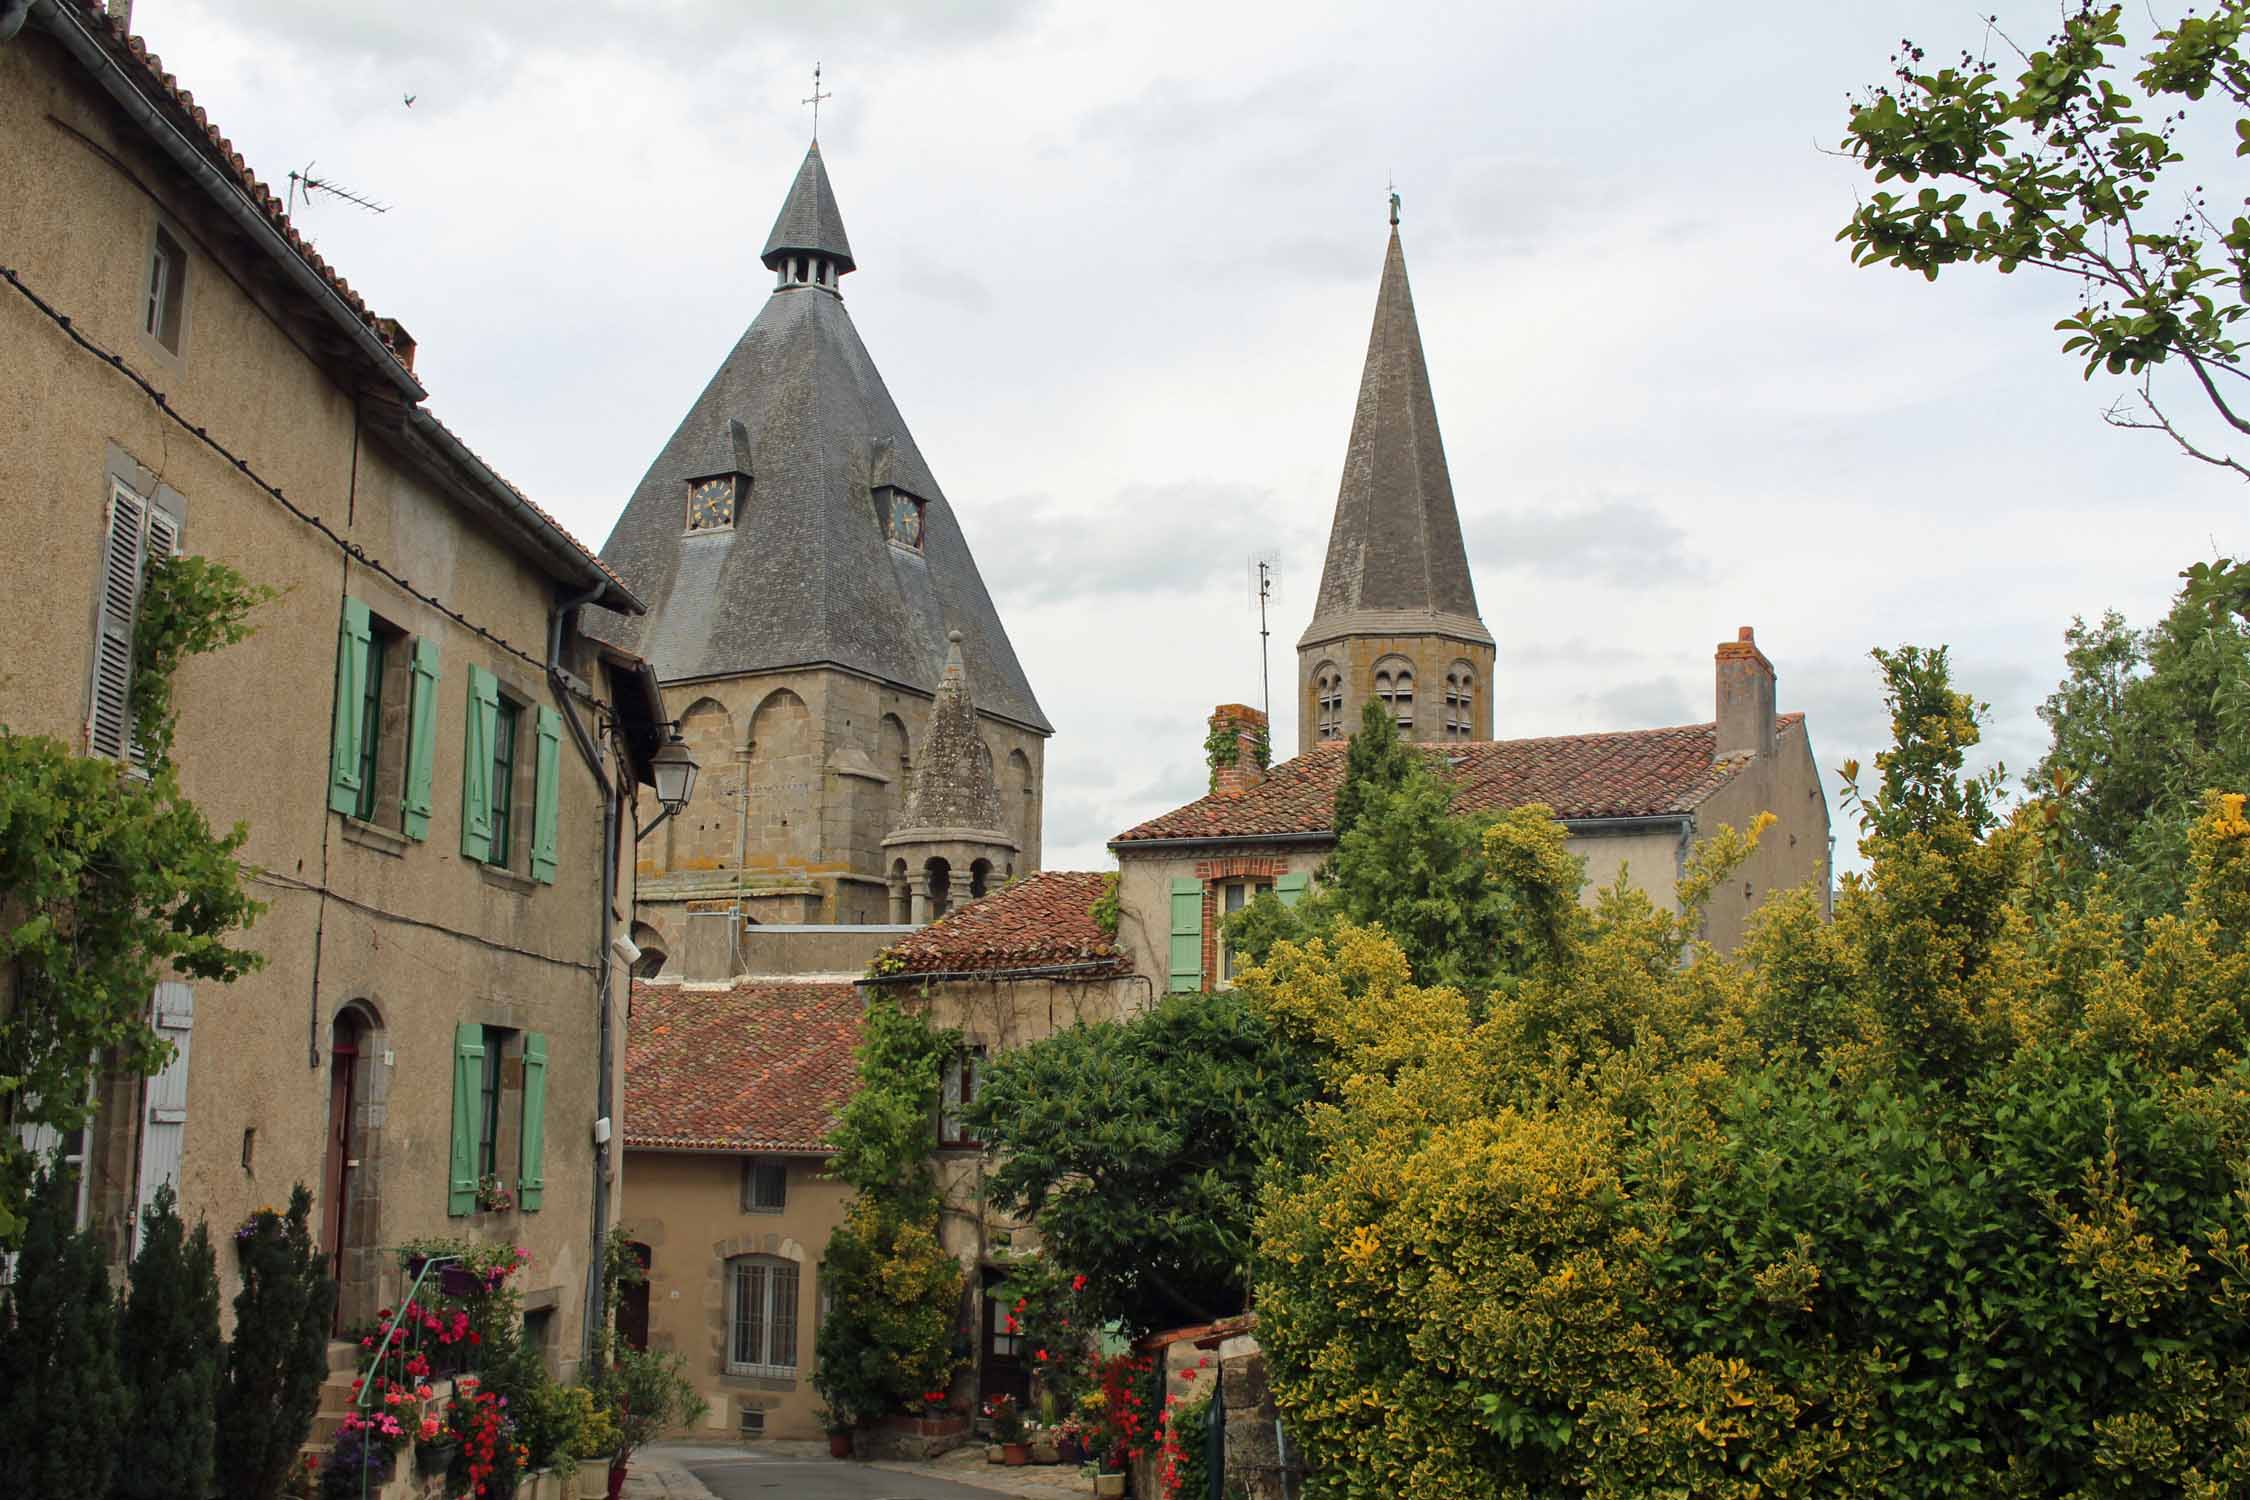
[593,142,1050,931]
[1297,210,1494,749]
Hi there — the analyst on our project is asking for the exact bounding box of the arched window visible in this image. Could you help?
[1444,665,1475,740]
[926,857,952,919]
[1374,659,1415,733]
[1313,663,1344,740]
[970,858,993,899]
[727,1254,800,1375]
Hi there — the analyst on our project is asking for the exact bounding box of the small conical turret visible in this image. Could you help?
[899,632,1005,832]
[761,142,856,286]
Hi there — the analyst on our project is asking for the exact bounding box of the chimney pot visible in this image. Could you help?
[1714,626,1777,762]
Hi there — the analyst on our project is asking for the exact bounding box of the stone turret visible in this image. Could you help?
[883,632,1018,923]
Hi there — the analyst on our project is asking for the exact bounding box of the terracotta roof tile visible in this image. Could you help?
[623,980,862,1153]
[877,871,1128,978]
[1111,716,1806,844]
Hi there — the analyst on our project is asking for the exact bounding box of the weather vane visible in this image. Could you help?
[803,62,833,139]
[1388,172,1400,227]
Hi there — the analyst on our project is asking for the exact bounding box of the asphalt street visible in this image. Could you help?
[682,1454,1023,1500]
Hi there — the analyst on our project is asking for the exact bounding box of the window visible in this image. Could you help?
[1313,664,1344,740]
[1444,666,1475,740]
[449,1024,547,1216]
[144,224,186,354]
[490,699,521,867]
[87,478,182,764]
[742,1159,787,1214]
[330,605,436,835]
[478,1025,511,1178]
[1375,661,1415,734]
[728,1255,800,1374]
[1220,880,1274,984]
[937,1046,985,1148]
[354,629,387,818]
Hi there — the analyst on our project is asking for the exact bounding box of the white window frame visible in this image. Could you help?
[142,221,188,356]
[1219,879,1274,985]
[726,1254,800,1377]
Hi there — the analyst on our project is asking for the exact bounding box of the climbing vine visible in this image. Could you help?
[0,552,272,1245]
[1203,720,1271,790]
[1090,873,1121,938]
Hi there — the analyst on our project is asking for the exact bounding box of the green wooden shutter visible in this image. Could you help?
[1167,878,1204,993]
[448,1022,484,1217]
[530,705,562,884]
[518,1031,548,1212]
[1276,872,1309,907]
[327,598,372,815]
[460,665,498,861]
[402,637,441,840]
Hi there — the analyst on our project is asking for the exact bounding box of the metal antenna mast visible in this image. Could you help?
[1250,556,1278,729]
[285,162,389,217]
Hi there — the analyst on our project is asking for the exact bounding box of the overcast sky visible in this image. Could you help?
[143,0,2247,875]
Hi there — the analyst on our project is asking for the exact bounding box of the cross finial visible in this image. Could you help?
[1387,172,1401,228]
[803,61,833,139]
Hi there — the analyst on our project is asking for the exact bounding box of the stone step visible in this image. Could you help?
[328,1339,363,1375]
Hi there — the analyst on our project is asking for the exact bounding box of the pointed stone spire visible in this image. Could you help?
[761,142,856,279]
[1303,227,1484,635]
[898,632,1005,833]
[1295,220,1494,749]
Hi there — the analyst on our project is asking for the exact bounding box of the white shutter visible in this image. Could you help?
[87,485,147,760]
[134,981,194,1246]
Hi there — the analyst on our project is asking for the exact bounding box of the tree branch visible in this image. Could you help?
[2104,381,2250,479]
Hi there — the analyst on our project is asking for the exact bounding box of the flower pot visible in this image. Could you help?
[1056,1434,1088,1466]
[416,1441,456,1477]
[828,1431,854,1459]
[576,1463,611,1499]
[1094,1474,1127,1499]
[438,1265,482,1299]
[1002,1442,1030,1466]
[605,1462,629,1500]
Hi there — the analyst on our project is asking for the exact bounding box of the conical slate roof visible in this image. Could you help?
[896,632,1008,835]
[1299,228,1490,649]
[590,152,1048,734]
[760,142,855,274]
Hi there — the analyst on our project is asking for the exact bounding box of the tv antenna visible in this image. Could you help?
[1249,555,1279,729]
[286,162,390,218]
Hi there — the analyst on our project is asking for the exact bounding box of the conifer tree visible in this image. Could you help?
[215,1185,334,1500]
[115,1183,220,1500]
[1327,698,1418,842]
[0,1164,128,1499]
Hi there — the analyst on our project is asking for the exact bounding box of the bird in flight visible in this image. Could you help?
[403,93,416,107]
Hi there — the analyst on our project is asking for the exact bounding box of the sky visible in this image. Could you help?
[137,0,2248,875]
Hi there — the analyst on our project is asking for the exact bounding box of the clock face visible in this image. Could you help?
[687,475,737,531]
[886,490,924,549]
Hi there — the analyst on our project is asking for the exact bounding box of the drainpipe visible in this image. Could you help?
[546,582,617,1369]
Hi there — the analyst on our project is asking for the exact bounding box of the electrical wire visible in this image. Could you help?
[252,869,597,974]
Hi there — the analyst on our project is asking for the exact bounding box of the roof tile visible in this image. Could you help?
[878,870,1128,978]
[623,980,862,1153]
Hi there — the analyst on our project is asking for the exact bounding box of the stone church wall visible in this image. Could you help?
[1296,631,1494,751]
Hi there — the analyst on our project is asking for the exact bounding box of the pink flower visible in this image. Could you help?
[1071,1274,1087,1291]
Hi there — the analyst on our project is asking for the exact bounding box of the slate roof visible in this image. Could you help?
[590,148,1050,733]
[872,871,1129,978]
[1111,716,1807,845]
[1301,227,1489,648]
[761,143,856,273]
[623,980,863,1154]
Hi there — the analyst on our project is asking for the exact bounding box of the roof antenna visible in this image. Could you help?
[1249,554,1279,731]
[286,161,389,217]
[802,61,833,141]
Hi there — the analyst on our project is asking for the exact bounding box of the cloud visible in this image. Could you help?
[1574,675,1698,731]
[1465,499,1710,586]
[972,481,1321,606]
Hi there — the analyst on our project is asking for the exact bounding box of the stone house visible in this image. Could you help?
[0,1,668,1370]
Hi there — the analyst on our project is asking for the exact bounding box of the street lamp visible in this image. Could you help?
[637,725,700,842]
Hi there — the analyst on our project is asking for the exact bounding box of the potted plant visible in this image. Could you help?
[985,1393,1030,1466]
[815,1405,855,1460]
[1053,1413,1088,1466]
[598,1348,708,1500]
[414,1413,456,1478]
[565,1386,620,1499]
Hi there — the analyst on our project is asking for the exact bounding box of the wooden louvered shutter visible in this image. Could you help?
[1276,872,1309,907]
[402,637,440,840]
[517,1032,547,1212]
[327,598,372,815]
[87,485,147,761]
[1168,878,1204,993]
[460,666,498,862]
[448,1022,483,1216]
[135,981,194,1250]
[530,705,561,883]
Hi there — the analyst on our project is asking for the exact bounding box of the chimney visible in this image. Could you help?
[1207,703,1269,796]
[375,316,417,374]
[1714,626,1776,762]
[105,0,132,31]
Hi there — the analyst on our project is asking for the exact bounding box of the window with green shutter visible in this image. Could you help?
[402,637,440,840]
[460,666,498,861]
[448,1022,484,1217]
[519,1032,547,1212]
[1276,872,1309,907]
[354,629,387,820]
[1167,877,1204,993]
[530,705,561,884]
[490,700,521,868]
[327,598,372,815]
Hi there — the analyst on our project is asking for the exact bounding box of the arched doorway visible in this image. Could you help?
[322,1003,383,1330]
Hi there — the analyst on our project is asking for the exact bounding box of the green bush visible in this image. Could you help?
[813,1197,966,1422]
[0,1165,127,1498]
[216,1186,334,1500]
[116,1184,222,1500]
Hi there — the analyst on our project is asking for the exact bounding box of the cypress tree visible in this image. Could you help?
[216,1184,335,1500]
[115,1183,221,1500]
[0,1164,128,1498]
[1327,697,1418,841]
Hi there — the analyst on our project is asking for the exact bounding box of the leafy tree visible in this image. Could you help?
[0,554,270,1244]
[1837,2,2250,617]
[216,1186,334,1500]
[0,1165,128,1499]
[115,1183,222,1500]
[824,996,957,1213]
[1247,645,2250,1498]
[2031,585,2250,930]
[970,989,1318,1333]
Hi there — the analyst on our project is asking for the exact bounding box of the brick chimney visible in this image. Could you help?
[1207,704,1269,796]
[1714,626,1776,762]
[375,317,417,374]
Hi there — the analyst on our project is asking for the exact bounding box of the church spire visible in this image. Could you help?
[761,142,856,286]
[1295,214,1494,748]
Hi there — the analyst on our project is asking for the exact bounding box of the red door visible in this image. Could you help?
[322,1020,360,1326]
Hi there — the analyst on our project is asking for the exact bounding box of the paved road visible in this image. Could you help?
[682,1453,1020,1500]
